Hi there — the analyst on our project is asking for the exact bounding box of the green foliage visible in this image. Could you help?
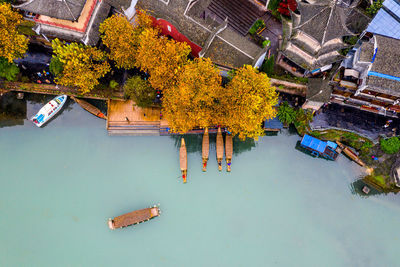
[344,35,359,46]
[124,76,156,108]
[360,141,373,154]
[277,101,295,125]
[262,39,271,48]
[261,55,275,76]
[370,175,386,188]
[367,0,383,16]
[109,80,119,89]
[17,21,37,36]
[249,19,265,35]
[268,0,280,11]
[49,56,64,76]
[0,57,19,81]
[293,108,313,135]
[380,137,400,154]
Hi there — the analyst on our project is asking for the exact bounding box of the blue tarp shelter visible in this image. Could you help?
[300,134,327,153]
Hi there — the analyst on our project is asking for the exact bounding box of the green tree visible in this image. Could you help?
[261,55,275,76]
[293,108,313,135]
[367,0,383,16]
[49,57,64,76]
[0,57,19,81]
[124,76,156,108]
[380,137,400,154]
[277,101,295,125]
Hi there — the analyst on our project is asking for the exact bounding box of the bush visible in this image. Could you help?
[262,39,271,48]
[277,101,295,125]
[380,137,400,154]
[261,55,275,76]
[360,141,373,153]
[124,76,156,108]
[0,57,19,81]
[293,108,313,135]
[367,0,383,16]
[249,19,265,35]
[109,80,119,89]
[49,57,64,76]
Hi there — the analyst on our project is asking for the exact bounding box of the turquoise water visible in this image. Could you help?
[1,99,400,266]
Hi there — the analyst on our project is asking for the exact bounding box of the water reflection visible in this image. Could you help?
[351,178,382,197]
[0,92,26,127]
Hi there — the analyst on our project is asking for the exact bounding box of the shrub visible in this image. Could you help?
[249,19,265,35]
[293,108,313,135]
[0,57,19,81]
[49,57,64,76]
[261,55,275,76]
[277,101,295,125]
[380,137,400,154]
[124,76,156,108]
[367,0,383,16]
[262,39,271,48]
[360,141,373,153]
[109,80,119,89]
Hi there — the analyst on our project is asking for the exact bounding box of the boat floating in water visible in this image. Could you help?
[202,128,209,171]
[71,96,107,119]
[336,141,366,166]
[31,95,67,127]
[225,133,233,172]
[216,127,224,171]
[108,205,160,230]
[298,134,341,160]
[180,138,187,183]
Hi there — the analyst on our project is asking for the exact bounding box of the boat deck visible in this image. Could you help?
[109,206,160,229]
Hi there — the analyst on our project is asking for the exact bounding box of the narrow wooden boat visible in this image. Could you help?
[225,133,233,172]
[71,96,107,119]
[108,205,160,230]
[336,141,366,167]
[180,138,187,183]
[202,128,209,171]
[216,127,224,171]
[31,95,67,127]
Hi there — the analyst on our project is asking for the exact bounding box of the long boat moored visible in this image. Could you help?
[180,138,187,183]
[31,95,67,127]
[108,205,160,230]
[225,133,233,172]
[71,96,107,119]
[216,127,224,171]
[202,128,209,171]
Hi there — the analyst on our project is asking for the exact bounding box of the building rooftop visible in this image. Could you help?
[366,0,400,40]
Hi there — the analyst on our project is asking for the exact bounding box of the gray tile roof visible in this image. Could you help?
[14,0,86,21]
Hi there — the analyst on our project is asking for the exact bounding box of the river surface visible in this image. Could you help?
[1,97,400,267]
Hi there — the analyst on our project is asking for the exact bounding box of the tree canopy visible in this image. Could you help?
[277,101,295,125]
[51,39,110,93]
[0,3,28,62]
[220,65,278,140]
[135,28,191,91]
[162,58,223,133]
[124,75,156,108]
[99,12,153,69]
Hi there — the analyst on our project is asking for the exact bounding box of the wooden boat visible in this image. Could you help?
[180,138,187,183]
[202,128,209,171]
[71,96,107,119]
[108,205,160,230]
[216,127,224,171]
[336,141,366,167]
[31,95,67,127]
[225,133,233,172]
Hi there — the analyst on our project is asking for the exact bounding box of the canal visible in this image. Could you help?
[1,95,400,266]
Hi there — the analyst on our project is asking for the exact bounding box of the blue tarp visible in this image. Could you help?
[301,134,327,153]
[264,117,283,130]
[326,141,337,150]
[368,71,400,82]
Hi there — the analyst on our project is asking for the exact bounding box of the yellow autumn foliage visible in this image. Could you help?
[221,65,278,140]
[162,58,223,133]
[135,28,191,91]
[0,3,28,62]
[52,39,110,94]
[99,11,153,69]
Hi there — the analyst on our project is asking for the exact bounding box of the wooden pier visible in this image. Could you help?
[216,127,224,171]
[71,96,107,119]
[225,133,233,172]
[180,138,187,183]
[108,205,160,229]
[202,128,209,171]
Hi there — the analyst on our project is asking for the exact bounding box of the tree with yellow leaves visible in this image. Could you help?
[162,58,223,133]
[0,3,28,62]
[220,65,278,140]
[135,28,191,91]
[99,11,153,69]
[51,39,110,93]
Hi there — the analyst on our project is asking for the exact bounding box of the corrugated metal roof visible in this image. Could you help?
[366,0,400,39]
[301,134,327,153]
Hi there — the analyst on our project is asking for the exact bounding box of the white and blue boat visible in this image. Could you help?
[31,95,67,127]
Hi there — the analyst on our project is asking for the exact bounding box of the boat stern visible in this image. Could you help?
[108,218,115,230]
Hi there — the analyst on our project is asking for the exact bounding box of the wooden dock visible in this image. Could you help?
[71,96,107,119]
[216,127,224,171]
[225,133,233,172]
[180,138,187,183]
[108,205,160,229]
[336,141,366,167]
[202,128,209,171]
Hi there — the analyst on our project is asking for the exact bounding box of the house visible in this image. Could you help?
[13,0,137,46]
[278,0,367,77]
[330,0,400,117]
